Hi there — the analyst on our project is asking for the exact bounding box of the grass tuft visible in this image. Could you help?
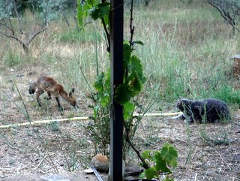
[57,29,101,43]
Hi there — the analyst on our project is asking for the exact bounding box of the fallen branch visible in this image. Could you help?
[0,112,182,129]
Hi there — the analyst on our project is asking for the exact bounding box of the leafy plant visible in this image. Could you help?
[78,0,148,162]
[140,143,178,180]
[86,71,111,155]
[200,128,230,146]
[77,0,110,50]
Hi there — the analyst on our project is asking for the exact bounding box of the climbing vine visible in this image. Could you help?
[77,1,178,178]
[78,0,146,157]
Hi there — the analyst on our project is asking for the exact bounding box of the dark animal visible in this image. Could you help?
[176,98,231,123]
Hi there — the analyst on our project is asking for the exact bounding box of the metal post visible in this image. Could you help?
[109,0,124,180]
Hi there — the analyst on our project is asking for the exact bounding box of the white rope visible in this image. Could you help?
[0,112,182,129]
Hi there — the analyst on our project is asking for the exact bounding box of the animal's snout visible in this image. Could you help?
[29,88,35,94]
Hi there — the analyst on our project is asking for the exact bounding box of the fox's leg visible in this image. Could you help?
[55,97,63,112]
[36,89,44,107]
[46,91,52,100]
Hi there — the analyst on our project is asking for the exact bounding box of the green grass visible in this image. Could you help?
[208,85,240,104]
[129,1,238,104]
[3,50,22,67]
[57,28,101,43]
[1,0,239,106]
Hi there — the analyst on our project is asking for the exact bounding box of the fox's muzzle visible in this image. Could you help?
[29,88,35,94]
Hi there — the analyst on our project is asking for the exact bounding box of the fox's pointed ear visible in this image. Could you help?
[69,88,75,97]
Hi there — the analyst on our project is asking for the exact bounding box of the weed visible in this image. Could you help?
[48,121,60,132]
[57,28,101,43]
[3,50,22,67]
[200,127,230,146]
[211,85,240,105]
[185,125,195,165]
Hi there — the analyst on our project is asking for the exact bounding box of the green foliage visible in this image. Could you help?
[200,128,230,146]
[86,43,146,155]
[0,1,14,18]
[210,85,240,105]
[116,43,146,104]
[123,102,135,120]
[94,71,111,106]
[78,0,147,159]
[77,0,101,28]
[39,0,69,23]
[86,71,111,154]
[140,143,178,180]
[90,2,110,26]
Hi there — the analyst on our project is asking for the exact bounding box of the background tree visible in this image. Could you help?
[0,0,76,54]
[207,0,240,33]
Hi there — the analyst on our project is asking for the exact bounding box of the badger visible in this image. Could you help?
[176,98,231,123]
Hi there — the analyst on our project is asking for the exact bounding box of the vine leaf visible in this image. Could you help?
[77,0,91,28]
[140,144,178,180]
[129,55,146,83]
[161,143,178,168]
[154,151,171,173]
[90,2,110,27]
[115,83,131,104]
[144,167,157,180]
[77,0,100,28]
[141,150,153,161]
[123,102,135,120]
[94,72,104,91]
[123,43,132,69]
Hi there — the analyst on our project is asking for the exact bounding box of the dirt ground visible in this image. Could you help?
[0,66,240,181]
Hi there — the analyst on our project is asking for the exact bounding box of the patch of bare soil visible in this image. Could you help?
[136,116,240,181]
[0,66,240,181]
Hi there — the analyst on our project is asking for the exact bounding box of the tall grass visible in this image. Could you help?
[1,0,240,106]
[130,1,239,104]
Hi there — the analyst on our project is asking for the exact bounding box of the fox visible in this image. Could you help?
[29,76,78,112]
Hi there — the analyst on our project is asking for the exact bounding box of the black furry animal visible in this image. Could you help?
[176,98,231,123]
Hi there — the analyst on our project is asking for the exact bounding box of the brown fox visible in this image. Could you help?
[29,76,77,111]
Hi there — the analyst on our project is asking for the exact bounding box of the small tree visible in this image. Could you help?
[207,0,240,33]
[0,0,70,54]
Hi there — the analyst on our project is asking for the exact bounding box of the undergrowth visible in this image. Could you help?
[1,0,239,106]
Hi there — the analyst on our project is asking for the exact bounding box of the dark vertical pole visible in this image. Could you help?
[109,0,124,180]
